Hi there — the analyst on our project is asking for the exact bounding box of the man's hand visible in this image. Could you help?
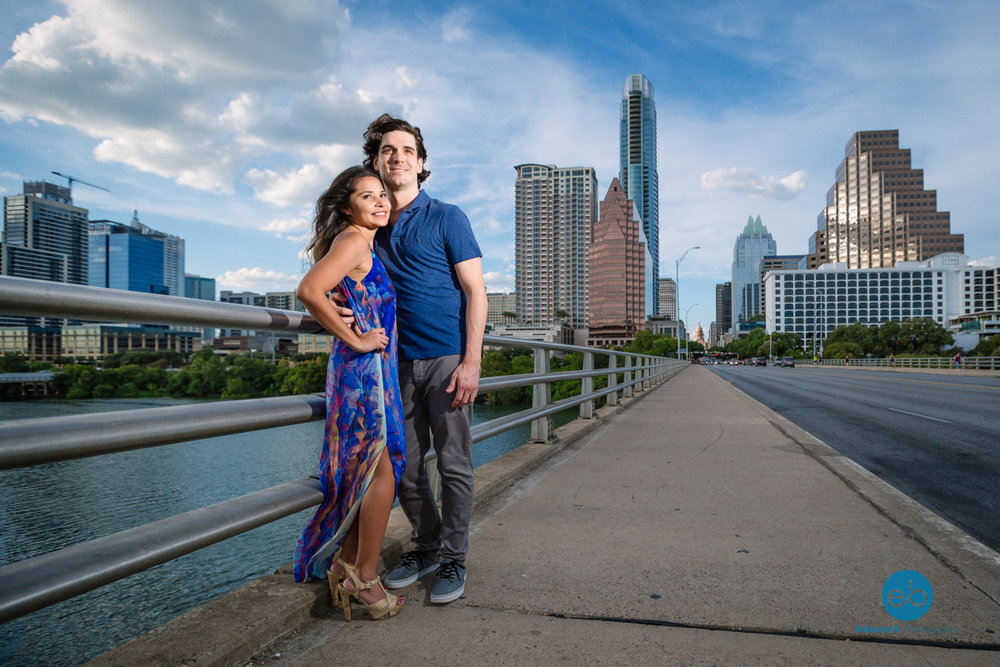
[327,287,355,327]
[446,359,480,407]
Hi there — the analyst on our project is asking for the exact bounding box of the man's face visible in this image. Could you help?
[374,130,424,191]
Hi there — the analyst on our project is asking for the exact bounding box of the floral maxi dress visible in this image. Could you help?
[293,251,406,582]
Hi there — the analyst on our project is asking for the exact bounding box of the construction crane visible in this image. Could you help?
[51,171,111,195]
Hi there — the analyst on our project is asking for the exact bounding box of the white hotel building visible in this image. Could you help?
[764,253,999,348]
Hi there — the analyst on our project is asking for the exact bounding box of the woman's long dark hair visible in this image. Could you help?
[305,166,382,263]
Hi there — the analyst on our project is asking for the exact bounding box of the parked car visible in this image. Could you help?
[781,356,795,368]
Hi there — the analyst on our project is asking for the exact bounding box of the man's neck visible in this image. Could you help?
[388,185,421,222]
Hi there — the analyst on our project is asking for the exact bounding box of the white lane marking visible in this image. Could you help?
[887,407,952,424]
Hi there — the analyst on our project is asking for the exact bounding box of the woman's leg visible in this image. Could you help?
[351,448,400,605]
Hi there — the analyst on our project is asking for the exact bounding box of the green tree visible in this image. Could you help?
[726,328,766,359]
[969,333,1000,357]
[0,352,30,373]
[895,318,953,355]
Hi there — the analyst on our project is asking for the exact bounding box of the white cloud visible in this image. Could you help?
[483,270,514,294]
[700,167,807,200]
[970,256,998,267]
[216,266,300,291]
[262,216,311,238]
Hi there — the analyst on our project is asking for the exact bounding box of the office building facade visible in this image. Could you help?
[2,181,90,326]
[89,221,169,294]
[514,163,595,332]
[3,181,89,285]
[588,178,646,347]
[185,274,216,300]
[620,74,659,317]
[764,253,993,348]
[486,292,517,327]
[809,130,963,269]
[731,215,777,326]
[715,281,732,345]
[657,278,676,319]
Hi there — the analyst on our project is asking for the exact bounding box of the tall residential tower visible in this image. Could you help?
[620,74,659,317]
[514,163,596,331]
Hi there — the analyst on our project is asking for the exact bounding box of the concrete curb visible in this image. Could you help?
[87,366,687,666]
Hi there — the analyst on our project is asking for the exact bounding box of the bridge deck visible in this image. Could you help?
[92,365,1000,665]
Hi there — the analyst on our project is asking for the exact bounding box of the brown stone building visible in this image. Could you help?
[807,130,963,269]
[588,178,646,347]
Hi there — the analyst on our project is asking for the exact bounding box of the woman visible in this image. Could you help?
[292,166,405,621]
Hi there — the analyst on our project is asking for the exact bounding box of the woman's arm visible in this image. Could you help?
[296,233,387,353]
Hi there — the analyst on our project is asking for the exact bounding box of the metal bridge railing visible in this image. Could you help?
[0,276,684,622]
[820,356,1000,369]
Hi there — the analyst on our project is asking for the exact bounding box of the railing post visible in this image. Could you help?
[531,346,550,442]
[634,357,644,393]
[607,354,618,407]
[580,351,594,419]
[623,355,633,398]
[643,356,651,389]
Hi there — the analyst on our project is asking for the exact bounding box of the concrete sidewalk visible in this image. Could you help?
[95,365,1000,665]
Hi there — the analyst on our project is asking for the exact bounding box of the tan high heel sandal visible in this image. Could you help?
[338,570,402,621]
[327,555,354,608]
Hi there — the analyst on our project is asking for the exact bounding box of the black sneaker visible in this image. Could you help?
[429,560,466,604]
[384,549,439,589]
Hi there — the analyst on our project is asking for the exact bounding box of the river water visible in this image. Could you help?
[0,397,570,666]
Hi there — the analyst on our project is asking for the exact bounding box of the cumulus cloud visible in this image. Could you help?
[216,267,300,291]
[0,0,381,198]
[483,270,515,293]
[970,256,998,266]
[262,216,311,240]
[700,167,807,200]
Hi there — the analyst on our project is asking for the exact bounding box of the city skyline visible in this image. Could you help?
[1,1,998,332]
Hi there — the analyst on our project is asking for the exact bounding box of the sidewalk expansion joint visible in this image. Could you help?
[463,603,999,651]
[542,611,1000,652]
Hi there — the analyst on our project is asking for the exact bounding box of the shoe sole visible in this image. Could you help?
[429,582,465,604]
[384,562,439,589]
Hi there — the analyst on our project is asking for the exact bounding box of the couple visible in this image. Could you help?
[291,114,487,621]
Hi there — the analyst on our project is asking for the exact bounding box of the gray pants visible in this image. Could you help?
[397,355,474,562]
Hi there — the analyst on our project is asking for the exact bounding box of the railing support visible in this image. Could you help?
[531,347,550,442]
[623,356,633,398]
[607,354,618,407]
[580,351,594,419]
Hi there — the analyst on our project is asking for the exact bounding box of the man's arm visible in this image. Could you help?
[447,257,486,407]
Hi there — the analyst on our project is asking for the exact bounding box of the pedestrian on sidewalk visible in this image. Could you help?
[954,352,962,369]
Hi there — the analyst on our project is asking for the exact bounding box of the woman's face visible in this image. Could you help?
[346,176,390,229]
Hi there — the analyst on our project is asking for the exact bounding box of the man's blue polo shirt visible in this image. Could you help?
[374,190,482,361]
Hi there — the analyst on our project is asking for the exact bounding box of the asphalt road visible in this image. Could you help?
[706,362,1000,553]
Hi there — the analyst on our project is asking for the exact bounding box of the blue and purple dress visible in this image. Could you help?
[293,251,406,582]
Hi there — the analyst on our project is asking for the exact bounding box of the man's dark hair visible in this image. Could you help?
[362,113,431,184]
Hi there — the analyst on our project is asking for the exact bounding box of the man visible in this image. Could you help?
[361,114,486,603]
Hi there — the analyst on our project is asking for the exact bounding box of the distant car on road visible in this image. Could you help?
[781,356,796,368]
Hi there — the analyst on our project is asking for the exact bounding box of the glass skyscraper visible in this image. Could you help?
[89,214,185,297]
[619,73,659,317]
[731,215,777,326]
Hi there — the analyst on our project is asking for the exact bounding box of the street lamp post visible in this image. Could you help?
[684,302,698,359]
[675,245,700,359]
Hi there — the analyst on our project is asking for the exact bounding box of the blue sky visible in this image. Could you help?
[1,0,998,335]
